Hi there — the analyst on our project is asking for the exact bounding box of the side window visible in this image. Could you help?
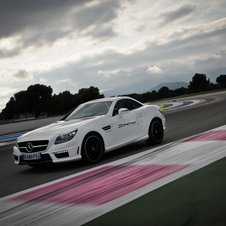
[113,100,124,116]
[127,99,143,110]
[112,99,142,116]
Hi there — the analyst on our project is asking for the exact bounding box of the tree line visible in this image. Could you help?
[0,85,103,120]
[0,73,225,120]
[123,73,226,103]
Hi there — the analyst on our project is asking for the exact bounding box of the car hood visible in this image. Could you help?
[18,116,101,142]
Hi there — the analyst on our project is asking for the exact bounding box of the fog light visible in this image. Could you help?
[54,150,69,158]
[14,155,18,161]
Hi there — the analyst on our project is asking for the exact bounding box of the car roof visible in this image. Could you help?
[86,96,134,104]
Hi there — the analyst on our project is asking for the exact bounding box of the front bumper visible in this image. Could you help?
[13,139,82,165]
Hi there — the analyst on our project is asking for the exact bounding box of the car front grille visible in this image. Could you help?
[18,140,49,153]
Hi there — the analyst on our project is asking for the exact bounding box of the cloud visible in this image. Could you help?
[147,66,163,74]
[158,3,197,26]
[40,77,47,82]
[86,25,118,40]
[0,48,21,59]
[35,16,226,96]
[0,0,225,107]
[0,68,33,82]
[115,2,197,34]
[0,0,126,58]
[56,79,78,87]
[0,0,86,38]
[0,87,17,97]
[0,87,17,110]
[71,0,121,31]
[0,37,22,58]
[0,98,8,111]
[11,69,32,80]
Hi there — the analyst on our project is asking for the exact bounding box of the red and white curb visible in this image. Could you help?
[0,125,226,226]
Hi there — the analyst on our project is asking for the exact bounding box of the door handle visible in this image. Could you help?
[137,113,142,117]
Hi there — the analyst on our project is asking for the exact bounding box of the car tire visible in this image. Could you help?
[81,134,104,164]
[146,119,164,145]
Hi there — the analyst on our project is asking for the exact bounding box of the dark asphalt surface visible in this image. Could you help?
[0,92,226,198]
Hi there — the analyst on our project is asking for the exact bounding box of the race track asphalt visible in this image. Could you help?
[0,91,226,198]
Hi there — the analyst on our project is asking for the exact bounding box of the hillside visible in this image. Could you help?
[147,82,189,92]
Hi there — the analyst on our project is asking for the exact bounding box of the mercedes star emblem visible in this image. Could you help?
[26,142,33,153]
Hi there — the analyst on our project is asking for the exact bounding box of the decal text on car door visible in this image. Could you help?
[118,120,136,128]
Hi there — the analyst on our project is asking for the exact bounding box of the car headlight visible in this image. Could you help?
[55,129,78,145]
[15,139,18,148]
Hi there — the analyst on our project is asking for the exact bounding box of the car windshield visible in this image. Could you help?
[66,101,113,120]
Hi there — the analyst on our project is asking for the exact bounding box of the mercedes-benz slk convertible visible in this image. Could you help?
[13,97,165,167]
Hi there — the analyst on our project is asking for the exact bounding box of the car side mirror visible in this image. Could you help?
[118,108,129,118]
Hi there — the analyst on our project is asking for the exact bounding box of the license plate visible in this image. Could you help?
[22,153,41,160]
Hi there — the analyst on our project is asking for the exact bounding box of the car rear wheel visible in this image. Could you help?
[81,134,103,164]
[146,119,164,145]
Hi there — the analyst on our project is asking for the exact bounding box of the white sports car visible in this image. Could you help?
[13,97,165,167]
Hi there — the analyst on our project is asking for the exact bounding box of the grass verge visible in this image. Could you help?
[84,157,226,226]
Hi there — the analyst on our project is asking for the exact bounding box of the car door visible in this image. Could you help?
[111,99,147,145]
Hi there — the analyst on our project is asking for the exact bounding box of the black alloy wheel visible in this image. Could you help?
[146,119,164,145]
[82,135,103,164]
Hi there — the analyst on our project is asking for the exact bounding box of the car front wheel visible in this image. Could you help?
[146,119,164,145]
[81,134,103,164]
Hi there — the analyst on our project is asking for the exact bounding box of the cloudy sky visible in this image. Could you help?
[0,0,226,110]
